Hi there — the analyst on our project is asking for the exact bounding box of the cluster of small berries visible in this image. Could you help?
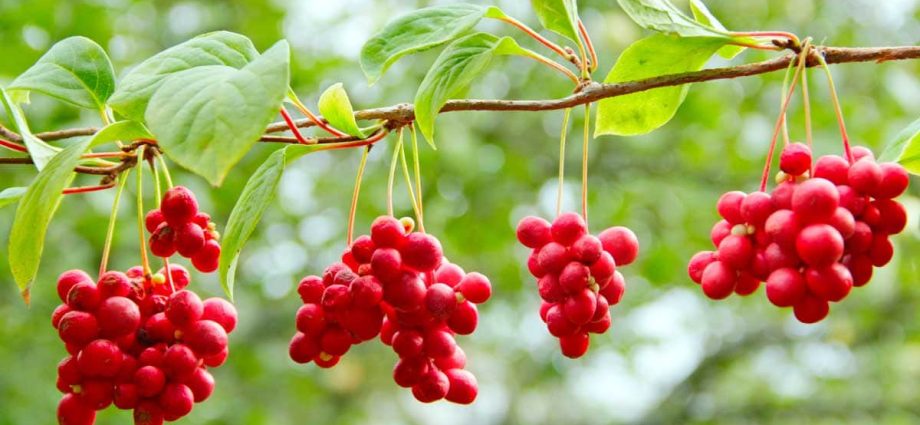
[516,212,639,358]
[689,143,909,323]
[146,186,221,273]
[289,216,490,404]
[53,266,237,425]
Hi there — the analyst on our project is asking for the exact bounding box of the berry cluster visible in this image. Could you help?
[516,212,639,358]
[146,186,221,273]
[689,143,909,323]
[289,216,491,404]
[53,266,237,425]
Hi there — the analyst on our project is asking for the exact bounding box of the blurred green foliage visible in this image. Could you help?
[1,0,919,424]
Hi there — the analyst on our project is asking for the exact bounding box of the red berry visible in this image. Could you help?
[162,344,198,379]
[814,155,849,185]
[710,220,732,246]
[780,143,812,175]
[701,261,735,300]
[424,283,457,320]
[297,276,324,304]
[771,181,796,209]
[157,264,191,292]
[563,288,597,325]
[545,304,577,337]
[600,271,626,305]
[320,326,352,356]
[559,332,590,358]
[874,199,907,234]
[875,162,909,199]
[571,234,603,264]
[97,297,141,337]
[58,393,96,425]
[537,242,569,274]
[412,367,450,403]
[444,369,478,404]
[392,330,425,358]
[828,207,856,238]
[551,212,587,245]
[423,329,456,358]
[350,275,384,308]
[370,216,406,247]
[161,186,199,226]
[174,222,206,257]
[435,262,465,286]
[869,234,894,267]
[134,365,167,397]
[66,281,101,311]
[133,400,165,425]
[796,224,844,267]
[371,248,403,282]
[687,251,717,284]
[717,234,754,269]
[393,356,429,387]
[313,353,341,368]
[182,320,229,357]
[741,191,774,226]
[805,263,853,302]
[57,270,93,303]
[201,297,238,333]
[96,271,133,299]
[848,159,882,195]
[434,345,467,370]
[158,383,194,418]
[114,383,140,409]
[203,347,229,367]
[145,209,165,233]
[589,251,616,283]
[792,178,839,222]
[537,274,564,302]
[143,313,176,343]
[149,223,177,257]
[186,368,215,402]
[350,235,376,263]
[447,301,478,335]
[166,290,204,326]
[294,304,325,336]
[716,191,746,224]
[401,232,443,272]
[77,339,123,378]
[52,304,72,329]
[58,311,100,346]
[765,268,807,307]
[384,273,426,311]
[289,332,320,363]
[191,239,220,273]
[457,272,491,304]
[598,226,640,266]
[322,284,352,311]
[843,254,874,287]
[516,216,553,248]
[559,262,590,293]
[793,295,830,324]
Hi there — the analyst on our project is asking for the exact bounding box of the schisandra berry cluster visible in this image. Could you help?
[146,186,221,273]
[689,143,910,323]
[516,212,639,358]
[289,216,491,404]
[53,266,237,425]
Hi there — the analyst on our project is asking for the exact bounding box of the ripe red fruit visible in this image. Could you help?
[350,275,384,308]
[66,281,101,311]
[162,344,199,379]
[52,304,72,329]
[551,212,587,245]
[701,261,736,300]
[436,262,465,286]
[780,143,812,175]
[559,262,590,294]
[289,332,320,364]
[571,234,603,264]
[516,216,553,248]
[186,368,215,402]
[133,400,165,425]
[97,271,133,299]
[765,268,807,307]
[191,239,221,273]
[158,383,194,418]
[869,234,894,267]
[401,232,443,272]
[563,288,597,325]
[113,383,140,409]
[559,332,590,358]
[59,311,100,346]
[161,186,199,226]
[412,368,450,403]
[805,264,853,302]
[874,199,907,234]
[58,393,96,425]
[393,356,429,387]
[143,313,176,343]
[297,276,324,304]
[813,155,849,185]
[149,224,177,257]
[201,298,238,333]
[589,251,616,283]
[447,301,478,335]
[393,330,425,358]
[792,178,839,222]
[145,209,165,233]
[537,242,569,274]
[793,295,830,324]
[97,297,141,337]
[545,304,577,337]
[740,191,774,225]
[687,251,717,284]
[444,369,478,404]
[384,273,426,311]
[295,304,326,335]
[371,248,402,282]
[423,329,456,358]
[710,220,731,246]
[174,222,206,257]
[600,271,626,305]
[796,224,845,267]
[875,162,909,199]
[182,320,229,357]
[716,191,746,224]
[370,216,406,247]
[457,272,491,304]
[717,235,754,270]
[425,283,457,319]
[598,226,640,266]
[77,339,123,378]
[134,365,167,397]
[57,270,93,303]
[847,159,882,194]
[165,290,204,326]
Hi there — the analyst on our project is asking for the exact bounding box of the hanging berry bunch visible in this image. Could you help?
[146,186,221,273]
[48,146,237,425]
[688,42,911,323]
[289,129,492,404]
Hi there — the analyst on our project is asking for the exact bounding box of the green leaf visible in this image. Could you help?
[531,0,583,47]
[415,33,534,146]
[595,35,727,136]
[88,120,154,149]
[360,4,492,85]
[617,0,730,38]
[8,140,89,301]
[688,0,745,59]
[145,41,290,186]
[219,144,321,299]
[880,116,920,174]
[109,31,260,121]
[318,83,365,138]
[0,187,26,209]
[8,36,115,110]
[0,87,60,170]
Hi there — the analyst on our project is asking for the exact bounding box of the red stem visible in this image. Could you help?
[279,107,312,144]
[497,16,574,64]
[63,182,116,195]
[578,20,598,72]
[295,103,348,138]
[0,138,28,153]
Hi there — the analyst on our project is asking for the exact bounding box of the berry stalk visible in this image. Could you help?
[156,151,174,189]
[347,146,370,246]
[578,20,598,73]
[801,67,813,156]
[386,130,402,217]
[410,124,425,229]
[815,51,854,164]
[581,103,591,222]
[399,138,424,232]
[557,108,572,217]
[0,137,28,152]
[287,93,348,138]
[778,57,797,146]
[135,146,152,277]
[279,106,312,145]
[99,172,130,276]
[62,182,116,195]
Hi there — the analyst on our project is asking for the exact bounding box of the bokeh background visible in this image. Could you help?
[1,0,919,423]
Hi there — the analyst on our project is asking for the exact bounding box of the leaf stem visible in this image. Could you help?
[731,31,801,46]
[279,106,313,144]
[63,182,117,195]
[581,103,590,222]
[495,15,577,65]
[760,40,810,192]
[347,146,370,246]
[815,51,854,163]
[0,137,28,152]
[98,172,129,276]
[136,146,152,277]
[557,108,571,217]
[387,129,401,217]
[578,20,598,73]
[287,93,349,137]
[520,49,580,84]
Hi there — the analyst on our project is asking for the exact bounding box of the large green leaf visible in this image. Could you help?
[7,120,155,301]
[595,35,726,136]
[8,36,115,110]
[0,87,60,170]
[219,144,321,299]
[415,33,535,145]
[531,0,583,47]
[880,116,920,174]
[360,4,495,85]
[688,0,746,59]
[318,83,365,138]
[0,187,26,209]
[109,31,260,121]
[617,0,730,38]
[145,41,290,186]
